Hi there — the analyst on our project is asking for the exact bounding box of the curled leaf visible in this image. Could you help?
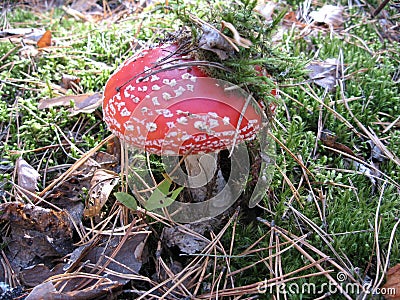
[17,157,40,192]
[309,5,344,28]
[221,21,253,48]
[60,74,81,91]
[37,30,52,48]
[199,24,235,60]
[84,169,119,217]
[307,58,340,90]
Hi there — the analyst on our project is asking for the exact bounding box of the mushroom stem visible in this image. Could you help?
[184,152,223,202]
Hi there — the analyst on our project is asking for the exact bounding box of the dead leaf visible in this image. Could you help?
[221,21,252,48]
[25,280,123,300]
[62,0,104,23]
[155,260,191,288]
[20,264,64,287]
[383,263,400,299]
[38,92,102,115]
[16,157,40,192]
[84,234,148,284]
[61,281,123,299]
[378,18,400,42]
[0,28,39,37]
[162,222,212,254]
[0,28,46,44]
[284,11,298,23]
[320,129,360,159]
[93,150,118,169]
[18,45,40,58]
[0,202,74,270]
[60,74,81,91]
[255,1,277,22]
[70,0,102,12]
[198,24,235,60]
[309,5,344,28]
[25,281,57,300]
[307,58,340,90]
[63,243,94,272]
[37,30,52,48]
[84,169,119,217]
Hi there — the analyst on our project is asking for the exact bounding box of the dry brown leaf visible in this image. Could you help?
[309,5,344,28]
[26,280,122,300]
[383,264,400,299]
[84,234,148,284]
[38,92,102,115]
[83,169,119,217]
[25,281,57,300]
[162,222,212,254]
[198,24,235,60]
[16,157,40,192]
[284,11,298,23]
[0,202,74,270]
[37,30,52,48]
[60,74,81,90]
[320,129,361,159]
[307,58,340,90]
[221,21,253,48]
[20,264,64,287]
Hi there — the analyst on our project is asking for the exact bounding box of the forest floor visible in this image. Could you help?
[0,0,400,299]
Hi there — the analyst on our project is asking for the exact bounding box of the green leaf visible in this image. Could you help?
[170,186,184,200]
[114,192,138,210]
[157,178,172,194]
[144,179,184,211]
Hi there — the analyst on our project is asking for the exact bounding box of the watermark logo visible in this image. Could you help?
[257,272,396,297]
[124,78,275,223]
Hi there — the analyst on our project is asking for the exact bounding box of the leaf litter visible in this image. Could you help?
[16,157,40,194]
[83,168,119,218]
[38,92,102,116]
[307,58,340,90]
[0,202,74,269]
[309,4,344,28]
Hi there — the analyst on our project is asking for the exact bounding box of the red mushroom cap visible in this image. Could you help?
[103,43,265,155]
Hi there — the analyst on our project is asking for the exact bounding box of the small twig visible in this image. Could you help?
[372,0,391,17]
[268,131,314,177]
[382,115,400,133]
[39,134,114,198]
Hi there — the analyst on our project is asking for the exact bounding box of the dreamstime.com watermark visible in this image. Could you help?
[257,272,396,297]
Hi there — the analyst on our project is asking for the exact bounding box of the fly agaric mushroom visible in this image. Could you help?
[103,43,265,204]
